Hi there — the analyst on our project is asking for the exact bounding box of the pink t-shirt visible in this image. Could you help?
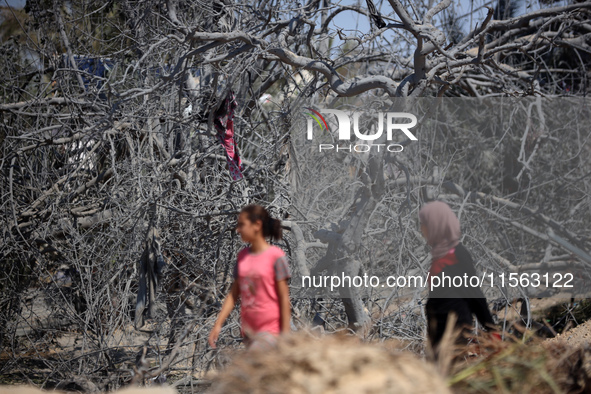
[233,246,290,336]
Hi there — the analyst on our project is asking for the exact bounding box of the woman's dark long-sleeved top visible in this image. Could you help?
[426,243,495,346]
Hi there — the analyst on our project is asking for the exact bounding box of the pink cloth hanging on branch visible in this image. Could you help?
[214,91,243,181]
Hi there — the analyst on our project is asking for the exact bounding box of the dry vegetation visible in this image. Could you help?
[1,0,591,392]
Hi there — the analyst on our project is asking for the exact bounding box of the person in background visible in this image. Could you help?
[419,201,497,356]
[208,204,291,351]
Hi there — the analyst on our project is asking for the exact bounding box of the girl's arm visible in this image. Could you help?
[276,279,291,333]
[208,281,239,348]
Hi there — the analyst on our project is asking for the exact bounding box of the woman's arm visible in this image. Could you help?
[276,279,291,333]
[208,281,239,348]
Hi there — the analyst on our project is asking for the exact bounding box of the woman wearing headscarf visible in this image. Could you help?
[419,201,496,354]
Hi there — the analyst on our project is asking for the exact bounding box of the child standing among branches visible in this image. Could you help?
[209,205,291,350]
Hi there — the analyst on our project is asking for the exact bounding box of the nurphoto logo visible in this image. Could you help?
[304,109,418,153]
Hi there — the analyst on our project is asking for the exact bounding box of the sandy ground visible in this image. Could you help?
[494,295,574,322]
[548,318,591,347]
[5,286,591,393]
[208,333,451,394]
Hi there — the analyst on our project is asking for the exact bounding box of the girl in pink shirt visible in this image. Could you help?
[208,205,291,349]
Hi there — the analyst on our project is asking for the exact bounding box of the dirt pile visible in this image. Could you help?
[548,317,591,347]
[208,333,451,394]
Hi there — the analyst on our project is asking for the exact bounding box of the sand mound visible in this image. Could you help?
[548,317,591,347]
[208,333,450,394]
